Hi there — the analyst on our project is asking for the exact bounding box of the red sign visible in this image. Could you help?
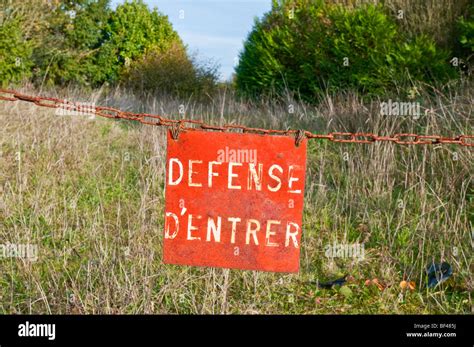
[163,130,307,272]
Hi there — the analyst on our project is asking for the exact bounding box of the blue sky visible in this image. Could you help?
[111,0,272,81]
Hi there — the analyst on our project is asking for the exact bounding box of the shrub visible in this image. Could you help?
[236,1,457,100]
[0,18,33,87]
[0,0,49,86]
[27,0,184,88]
[325,0,472,50]
[92,0,182,86]
[1,0,214,97]
[122,42,219,99]
[392,35,454,84]
[458,19,474,54]
[457,6,474,56]
[324,3,400,94]
[31,0,111,87]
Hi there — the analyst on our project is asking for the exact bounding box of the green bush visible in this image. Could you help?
[458,19,474,53]
[0,18,33,87]
[0,0,218,96]
[324,3,400,94]
[122,42,219,99]
[393,35,454,84]
[457,6,474,57]
[31,0,111,87]
[324,0,472,51]
[31,0,182,88]
[236,0,457,99]
[92,0,182,86]
[0,1,44,87]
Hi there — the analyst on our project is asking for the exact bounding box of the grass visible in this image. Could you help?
[0,81,472,314]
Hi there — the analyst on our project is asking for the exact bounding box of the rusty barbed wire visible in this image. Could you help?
[1,89,472,147]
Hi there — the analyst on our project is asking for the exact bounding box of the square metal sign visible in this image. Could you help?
[163,130,307,272]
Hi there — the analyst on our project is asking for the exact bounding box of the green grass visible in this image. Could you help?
[0,83,472,314]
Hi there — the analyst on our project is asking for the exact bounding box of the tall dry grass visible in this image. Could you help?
[0,81,472,313]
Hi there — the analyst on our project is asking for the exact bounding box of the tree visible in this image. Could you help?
[123,41,219,99]
[31,0,111,87]
[235,0,455,100]
[92,0,181,86]
[0,0,52,86]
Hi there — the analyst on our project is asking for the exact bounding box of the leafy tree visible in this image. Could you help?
[1,0,217,96]
[92,0,181,85]
[236,0,456,100]
[31,0,111,87]
[456,5,474,71]
[0,17,33,86]
[0,0,50,86]
[123,41,219,99]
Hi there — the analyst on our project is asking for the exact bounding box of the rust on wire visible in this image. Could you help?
[169,122,181,140]
[0,88,472,147]
[294,129,306,147]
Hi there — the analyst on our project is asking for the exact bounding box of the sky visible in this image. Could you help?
[111,0,272,81]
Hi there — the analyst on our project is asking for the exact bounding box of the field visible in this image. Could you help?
[0,83,472,314]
